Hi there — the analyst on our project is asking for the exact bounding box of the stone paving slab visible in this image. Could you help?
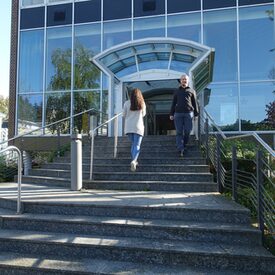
[0,229,271,257]
[0,252,258,275]
[0,183,248,211]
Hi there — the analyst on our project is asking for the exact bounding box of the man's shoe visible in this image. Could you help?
[180,149,184,157]
[130,160,137,172]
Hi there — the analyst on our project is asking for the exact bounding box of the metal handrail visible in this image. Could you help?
[0,107,103,146]
[89,112,123,180]
[0,146,22,214]
[0,108,105,214]
[203,110,275,156]
[200,109,275,240]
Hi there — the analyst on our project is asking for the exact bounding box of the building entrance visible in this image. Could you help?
[92,37,214,137]
[124,79,179,135]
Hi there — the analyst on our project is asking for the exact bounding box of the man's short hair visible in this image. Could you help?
[180,73,189,80]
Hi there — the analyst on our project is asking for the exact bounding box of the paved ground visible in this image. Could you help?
[0,182,247,212]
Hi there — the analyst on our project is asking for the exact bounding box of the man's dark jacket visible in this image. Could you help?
[170,86,199,116]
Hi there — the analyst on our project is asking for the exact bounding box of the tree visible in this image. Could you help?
[47,44,101,133]
[48,43,100,91]
[0,96,9,117]
[265,101,275,129]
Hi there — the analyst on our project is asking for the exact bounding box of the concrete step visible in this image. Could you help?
[22,175,216,192]
[92,171,213,182]
[83,180,217,192]
[56,156,207,165]
[41,163,209,173]
[91,150,202,158]
[0,213,261,245]
[0,229,273,273]
[22,176,69,187]
[86,144,199,154]
[20,195,251,225]
[93,135,197,143]
[28,169,90,179]
[28,169,212,182]
[0,252,263,275]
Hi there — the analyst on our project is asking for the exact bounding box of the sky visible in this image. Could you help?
[0,1,12,98]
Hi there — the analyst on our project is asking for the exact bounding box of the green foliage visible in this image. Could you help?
[31,143,70,167]
[0,96,9,117]
[45,93,71,134]
[0,156,18,182]
[265,101,275,129]
[18,96,42,126]
[221,119,275,131]
[45,43,101,134]
[73,42,100,90]
[219,138,275,254]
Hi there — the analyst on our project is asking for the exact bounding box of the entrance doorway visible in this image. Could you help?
[124,79,179,135]
[92,37,214,137]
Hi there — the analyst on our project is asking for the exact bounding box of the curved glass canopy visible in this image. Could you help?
[93,37,215,92]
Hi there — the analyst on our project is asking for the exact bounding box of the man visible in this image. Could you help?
[169,73,199,156]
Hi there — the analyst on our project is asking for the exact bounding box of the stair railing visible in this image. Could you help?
[199,110,275,241]
[89,112,123,180]
[0,108,104,148]
[0,146,22,213]
[0,108,104,213]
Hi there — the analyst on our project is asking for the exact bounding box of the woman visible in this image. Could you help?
[123,88,146,172]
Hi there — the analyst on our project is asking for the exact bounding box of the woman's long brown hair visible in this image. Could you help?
[130,88,144,111]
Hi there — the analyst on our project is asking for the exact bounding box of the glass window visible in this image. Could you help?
[18,30,44,93]
[46,27,72,91]
[240,82,275,131]
[203,9,238,82]
[134,0,165,17]
[239,5,274,81]
[103,0,131,20]
[17,94,43,135]
[102,88,109,121]
[75,0,101,23]
[204,83,239,131]
[48,0,71,3]
[47,3,72,26]
[134,16,165,39]
[103,20,131,50]
[73,90,100,133]
[103,74,109,90]
[45,92,71,134]
[167,12,201,43]
[20,7,45,29]
[21,0,44,8]
[74,24,101,90]
[137,52,169,71]
[239,0,272,6]
[203,0,236,10]
[168,0,201,14]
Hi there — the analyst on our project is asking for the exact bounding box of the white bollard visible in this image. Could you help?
[71,134,82,191]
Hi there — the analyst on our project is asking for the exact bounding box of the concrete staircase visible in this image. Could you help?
[0,135,274,274]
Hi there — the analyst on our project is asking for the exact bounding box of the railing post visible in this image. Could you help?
[198,114,201,148]
[205,118,209,163]
[114,114,118,158]
[23,151,32,176]
[256,150,264,237]
[232,145,237,201]
[17,149,22,214]
[216,135,223,193]
[57,126,61,157]
[89,131,95,180]
[71,133,82,191]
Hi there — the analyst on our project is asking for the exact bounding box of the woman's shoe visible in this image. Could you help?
[130,160,137,172]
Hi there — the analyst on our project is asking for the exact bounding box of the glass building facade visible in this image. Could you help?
[16,0,275,134]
